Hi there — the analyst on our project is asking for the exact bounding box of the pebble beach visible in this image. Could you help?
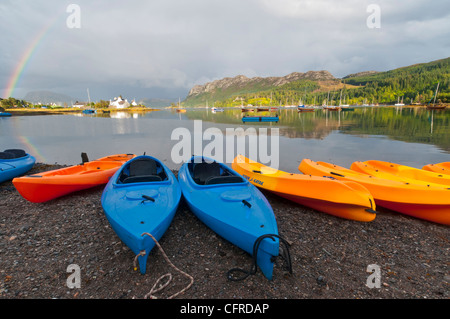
[0,163,448,300]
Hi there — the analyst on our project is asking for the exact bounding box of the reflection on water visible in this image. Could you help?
[0,107,448,172]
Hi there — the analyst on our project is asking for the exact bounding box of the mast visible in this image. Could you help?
[433,82,440,106]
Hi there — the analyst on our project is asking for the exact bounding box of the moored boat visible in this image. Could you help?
[242,115,279,123]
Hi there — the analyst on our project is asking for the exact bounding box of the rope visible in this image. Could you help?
[134,232,194,299]
[227,234,292,281]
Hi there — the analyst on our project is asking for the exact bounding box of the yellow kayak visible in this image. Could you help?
[299,159,450,225]
[351,160,450,187]
[232,155,377,222]
[422,162,450,176]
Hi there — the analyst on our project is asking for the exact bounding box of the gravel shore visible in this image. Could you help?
[1,163,448,300]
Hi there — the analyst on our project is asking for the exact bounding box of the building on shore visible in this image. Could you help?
[109,96,130,109]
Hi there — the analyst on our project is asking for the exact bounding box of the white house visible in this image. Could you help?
[109,96,130,109]
[72,101,86,108]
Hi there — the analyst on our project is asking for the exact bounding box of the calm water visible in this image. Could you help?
[0,107,449,173]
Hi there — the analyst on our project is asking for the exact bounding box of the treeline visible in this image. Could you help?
[343,57,450,104]
[213,80,323,107]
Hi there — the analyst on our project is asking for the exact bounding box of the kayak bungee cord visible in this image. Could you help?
[227,234,293,281]
[132,232,194,299]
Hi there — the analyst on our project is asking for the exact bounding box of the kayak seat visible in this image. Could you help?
[205,176,244,185]
[0,152,16,159]
[193,162,221,185]
[4,149,27,158]
[119,157,167,183]
[122,175,162,184]
[129,158,158,176]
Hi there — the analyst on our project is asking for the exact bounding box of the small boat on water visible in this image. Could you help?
[82,109,96,114]
[427,105,446,110]
[323,106,341,111]
[232,155,377,222]
[0,149,35,184]
[0,112,12,117]
[101,155,181,274]
[178,156,283,280]
[242,115,279,123]
[13,153,135,203]
[256,107,269,112]
[426,82,445,110]
[297,106,315,112]
[241,108,254,112]
[211,107,224,112]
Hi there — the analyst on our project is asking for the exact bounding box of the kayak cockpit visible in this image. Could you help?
[187,159,244,185]
[117,157,169,184]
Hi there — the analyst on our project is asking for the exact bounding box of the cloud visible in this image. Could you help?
[0,0,449,100]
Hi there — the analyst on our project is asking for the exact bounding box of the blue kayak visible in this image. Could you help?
[242,115,279,123]
[101,155,181,274]
[178,156,281,280]
[0,112,12,117]
[0,149,36,183]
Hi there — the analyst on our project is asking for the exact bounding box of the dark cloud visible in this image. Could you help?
[1,0,449,101]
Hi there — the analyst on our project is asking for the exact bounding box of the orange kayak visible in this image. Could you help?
[299,159,450,225]
[13,153,135,203]
[422,162,450,176]
[351,160,450,187]
[232,155,377,222]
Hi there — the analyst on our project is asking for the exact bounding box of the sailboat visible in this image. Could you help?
[176,98,186,113]
[395,96,405,106]
[211,102,224,112]
[427,82,446,110]
[323,91,341,111]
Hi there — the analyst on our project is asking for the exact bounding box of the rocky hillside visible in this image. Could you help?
[184,71,337,106]
[187,71,335,98]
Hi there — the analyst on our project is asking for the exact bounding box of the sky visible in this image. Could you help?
[0,0,449,102]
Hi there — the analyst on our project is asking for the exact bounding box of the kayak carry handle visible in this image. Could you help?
[330,171,345,177]
[141,195,155,203]
[252,170,262,174]
[242,199,252,208]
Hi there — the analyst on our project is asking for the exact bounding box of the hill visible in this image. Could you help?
[138,98,179,108]
[23,91,79,106]
[183,57,450,107]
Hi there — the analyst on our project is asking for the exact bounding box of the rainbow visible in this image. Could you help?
[3,13,63,99]
[16,135,46,163]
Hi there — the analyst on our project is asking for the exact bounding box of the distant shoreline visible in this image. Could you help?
[4,107,161,116]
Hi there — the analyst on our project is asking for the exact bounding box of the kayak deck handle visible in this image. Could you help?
[330,171,345,177]
[141,195,155,203]
[242,199,252,208]
[252,170,262,174]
